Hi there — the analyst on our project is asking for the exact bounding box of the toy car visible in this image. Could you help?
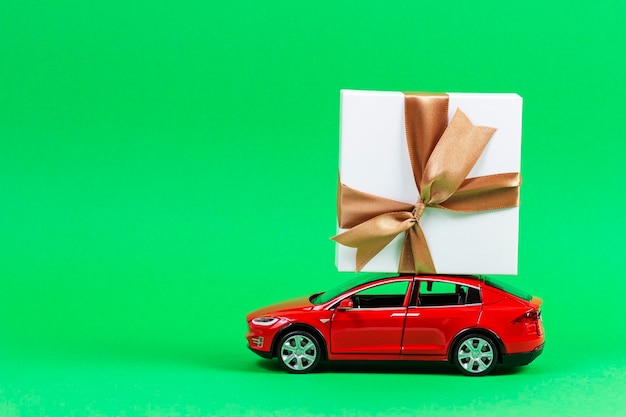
[246,275,544,376]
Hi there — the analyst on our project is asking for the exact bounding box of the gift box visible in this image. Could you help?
[333,90,522,274]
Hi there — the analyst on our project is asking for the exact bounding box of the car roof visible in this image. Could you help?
[313,274,484,306]
[409,274,482,287]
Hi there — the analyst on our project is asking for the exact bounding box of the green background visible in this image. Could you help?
[1,0,625,416]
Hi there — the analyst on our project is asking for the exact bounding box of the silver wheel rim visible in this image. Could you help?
[280,335,317,371]
[457,337,494,374]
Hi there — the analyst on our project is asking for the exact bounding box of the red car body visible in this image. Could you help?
[246,275,544,376]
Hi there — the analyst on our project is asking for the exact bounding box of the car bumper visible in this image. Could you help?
[246,329,275,355]
[501,343,544,366]
[248,345,273,359]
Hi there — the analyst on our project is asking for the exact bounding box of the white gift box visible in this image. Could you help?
[336,90,522,274]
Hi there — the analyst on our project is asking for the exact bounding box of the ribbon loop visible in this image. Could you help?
[420,109,496,205]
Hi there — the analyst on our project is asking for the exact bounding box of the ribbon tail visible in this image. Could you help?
[437,172,521,211]
[398,224,436,274]
[332,212,415,272]
[337,232,398,272]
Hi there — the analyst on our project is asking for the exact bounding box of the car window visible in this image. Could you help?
[311,273,397,305]
[417,281,481,307]
[351,281,409,309]
[484,277,532,301]
[466,286,481,304]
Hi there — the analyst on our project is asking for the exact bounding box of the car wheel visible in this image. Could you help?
[277,331,321,374]
[453,334,497,376]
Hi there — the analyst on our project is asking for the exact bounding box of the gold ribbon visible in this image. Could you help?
[332,93,521,274]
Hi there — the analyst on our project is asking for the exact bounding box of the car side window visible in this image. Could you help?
[417,281,481,307]
[465,286,481,304]
[351,281,409,309]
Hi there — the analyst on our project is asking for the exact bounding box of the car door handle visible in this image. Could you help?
[390,313,420,317]
[391,312,420,317]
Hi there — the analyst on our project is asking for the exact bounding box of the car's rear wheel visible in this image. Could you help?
[453,334,497,376]
[277,331,321,374]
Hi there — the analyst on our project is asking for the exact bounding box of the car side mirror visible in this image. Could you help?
[337,298,353,311]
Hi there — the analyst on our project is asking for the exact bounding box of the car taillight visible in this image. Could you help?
[512,309,542,336]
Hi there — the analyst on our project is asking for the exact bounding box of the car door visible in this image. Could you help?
[330,279,411,354]
[401,279,481,356]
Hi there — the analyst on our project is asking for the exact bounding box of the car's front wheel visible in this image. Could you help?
[277,331,321,374]
[453,334,498,376]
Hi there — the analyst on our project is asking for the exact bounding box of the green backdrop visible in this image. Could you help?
[1,1,625,416]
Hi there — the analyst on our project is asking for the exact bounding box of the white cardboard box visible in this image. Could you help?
[335,90,522,274]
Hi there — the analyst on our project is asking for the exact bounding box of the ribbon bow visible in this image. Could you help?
[332,93,521,274]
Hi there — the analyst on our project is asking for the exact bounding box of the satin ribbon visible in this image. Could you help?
[332,93,521,274]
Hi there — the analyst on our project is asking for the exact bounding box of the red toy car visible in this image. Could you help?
[246,275,544,376]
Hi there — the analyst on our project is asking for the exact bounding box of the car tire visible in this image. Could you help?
[453,334,498,376]
[277,330,321,374]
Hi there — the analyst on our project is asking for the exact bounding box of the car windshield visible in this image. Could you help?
[311,274,398,305]
[485,276,533,301]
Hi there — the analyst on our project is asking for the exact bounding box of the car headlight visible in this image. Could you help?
[251,317,279,326]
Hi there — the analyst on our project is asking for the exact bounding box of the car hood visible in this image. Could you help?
[247,295,313,320]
